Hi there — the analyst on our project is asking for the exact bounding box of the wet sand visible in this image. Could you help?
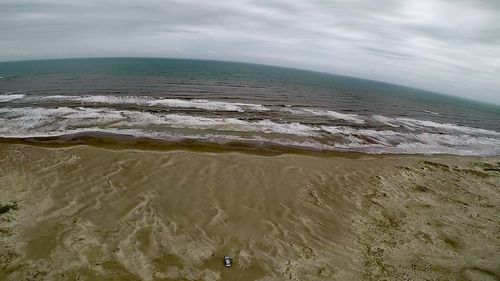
[0,144,499,280]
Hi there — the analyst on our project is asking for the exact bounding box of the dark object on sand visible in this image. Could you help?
[0,203,18,215]
[224,256,232,267]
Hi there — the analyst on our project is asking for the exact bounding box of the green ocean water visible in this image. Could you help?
[0,58,499,155]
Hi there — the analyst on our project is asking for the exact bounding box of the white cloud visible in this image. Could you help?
[0,0,499,104]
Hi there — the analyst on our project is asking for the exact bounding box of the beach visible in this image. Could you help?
[1,143,498,281]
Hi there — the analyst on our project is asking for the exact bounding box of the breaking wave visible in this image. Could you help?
[0,93,25,103]
[284,107,365,124]
[36,95,270,112]
[0,105,499,156]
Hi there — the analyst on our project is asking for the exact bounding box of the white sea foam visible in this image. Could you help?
[129,114,319,136]
[0,93,24,103]
[150,98,269,112]
[321,125,500,156]
[304,109,365,124]
[284,108,365,124]
[423,110,440,115]
[38,95,269,112]
[0,106,499,156]
[387,133,500,156]
[40,95,79,100]
[0,107,319,138]
[17,95,496,138]
[322,126,405,147]
[371,115,499,136]
[395,117,500,136]
[371,115,400,127]
[322,126,403,138]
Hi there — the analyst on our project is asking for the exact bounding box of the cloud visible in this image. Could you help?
[1,0,499,104]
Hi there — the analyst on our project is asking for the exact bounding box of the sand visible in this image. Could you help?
[0,144,499,281]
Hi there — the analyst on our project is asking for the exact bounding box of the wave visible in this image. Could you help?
[0,106,499,156]
[395,117,500,136]
[37,95,270,112]
[0,107,319,137]
[371,115,499,136]
[284,108,365,124]
[0,93,25,103]
[15,95,482,132]
[322,125,500,155]
[423,110,440,115]
[10,95,371,125]
[371,115,400,127]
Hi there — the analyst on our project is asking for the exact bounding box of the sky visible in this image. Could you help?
[1,0,500,104]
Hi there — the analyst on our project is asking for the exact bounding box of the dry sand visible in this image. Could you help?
[0,144,498,280]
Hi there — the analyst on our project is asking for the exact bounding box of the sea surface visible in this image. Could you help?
[0,58,499,155]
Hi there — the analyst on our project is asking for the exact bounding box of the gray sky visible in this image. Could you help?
[1,0,500,104]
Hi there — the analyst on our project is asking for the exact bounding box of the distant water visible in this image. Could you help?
[0,58,499,155]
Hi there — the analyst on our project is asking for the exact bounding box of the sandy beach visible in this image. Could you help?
[0,143,499,280]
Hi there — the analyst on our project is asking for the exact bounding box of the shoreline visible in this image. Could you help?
[0,133,497,159]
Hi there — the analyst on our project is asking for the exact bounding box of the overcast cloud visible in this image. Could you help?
[1,0,499,104]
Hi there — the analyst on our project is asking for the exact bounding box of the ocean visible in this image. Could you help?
[0,57,499,155]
